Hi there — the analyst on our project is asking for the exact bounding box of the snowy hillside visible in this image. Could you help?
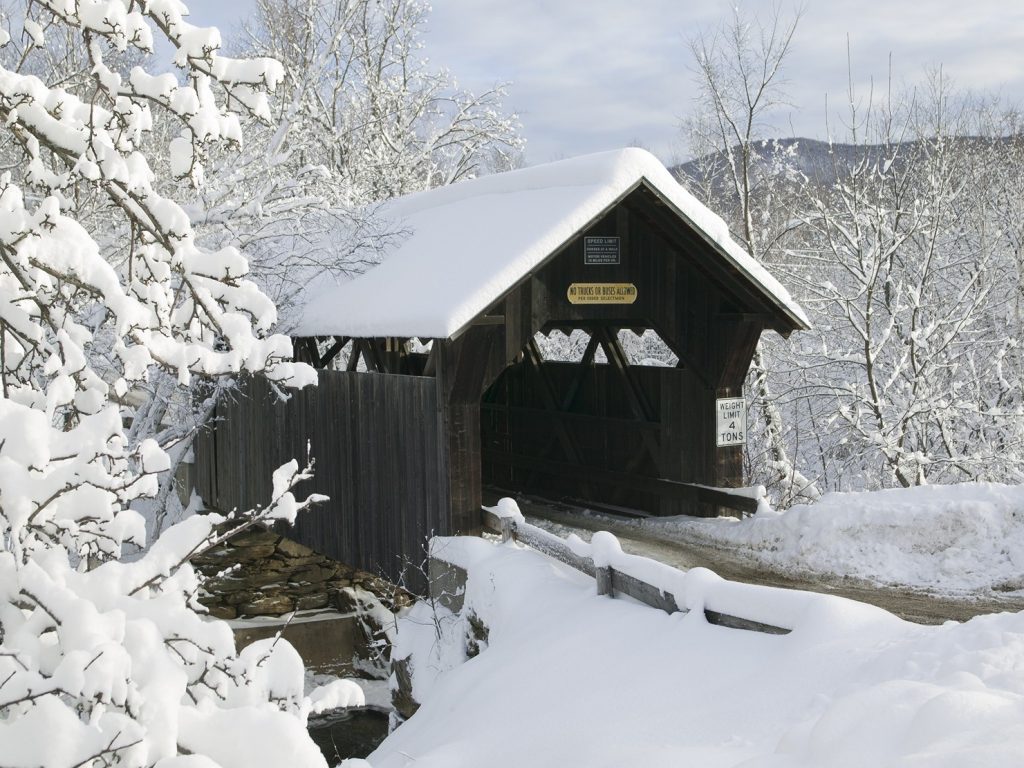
[671,136,1007,189]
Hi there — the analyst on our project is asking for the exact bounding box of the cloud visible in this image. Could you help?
[190,0,1024,164]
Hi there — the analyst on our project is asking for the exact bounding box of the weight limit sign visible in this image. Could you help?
[716,397,746,447]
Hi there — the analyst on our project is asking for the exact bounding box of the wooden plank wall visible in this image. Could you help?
[194,370,444,590]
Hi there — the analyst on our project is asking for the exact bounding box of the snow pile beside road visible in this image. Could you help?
[358,536,1024,768]
[649,483,1024,594]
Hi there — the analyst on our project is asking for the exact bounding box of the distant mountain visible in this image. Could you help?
[671,138,880,190]
[671,135,1014,191]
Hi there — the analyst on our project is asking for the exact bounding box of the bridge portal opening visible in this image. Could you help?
[481,328,688,516]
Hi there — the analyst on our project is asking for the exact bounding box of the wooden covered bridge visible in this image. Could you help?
[195,148,808,587]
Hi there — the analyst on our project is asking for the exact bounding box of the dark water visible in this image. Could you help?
[308,707,391,763]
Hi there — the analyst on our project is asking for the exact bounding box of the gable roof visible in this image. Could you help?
[289,148,809,339]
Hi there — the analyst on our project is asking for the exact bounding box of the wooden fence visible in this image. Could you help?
[480,505,790,635]
[194,371,445,589]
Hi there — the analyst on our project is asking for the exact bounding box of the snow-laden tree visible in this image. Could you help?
[681,7,1024,496]
[0,3,360,767]
[241,0,523,204]
[788,74,1024,488]
[86,0,523,535]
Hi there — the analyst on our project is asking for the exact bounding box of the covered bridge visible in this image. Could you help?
[195,148,808,587]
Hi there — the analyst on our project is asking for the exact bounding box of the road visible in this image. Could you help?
[511,497,1024,625]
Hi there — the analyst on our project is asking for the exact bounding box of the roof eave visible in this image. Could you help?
[444,179,650,341]
[636,179,810,333]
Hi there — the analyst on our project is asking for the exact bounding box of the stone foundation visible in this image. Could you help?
[193,523,413,620]
[390,554,492,723]
[233,612,363,677]
[193,523,414,677]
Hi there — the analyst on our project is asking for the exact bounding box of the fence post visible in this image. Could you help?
[499,516,515,543]
[596,566,614,597]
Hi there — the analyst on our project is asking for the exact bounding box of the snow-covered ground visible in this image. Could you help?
[356,533,1024,768]
[642,483,1024,596]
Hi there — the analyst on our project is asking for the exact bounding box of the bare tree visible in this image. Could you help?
[682,3,820,504]
[685,3,802,259]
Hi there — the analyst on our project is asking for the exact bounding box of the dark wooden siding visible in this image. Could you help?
[196,183,782,589]
[481,361,713,516]
[195,370,444,589]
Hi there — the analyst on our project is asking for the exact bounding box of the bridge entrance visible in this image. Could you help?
[481,330,705,517]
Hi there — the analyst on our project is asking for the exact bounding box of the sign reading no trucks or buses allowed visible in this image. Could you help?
[716,397,746,447]
[566,282,637,304]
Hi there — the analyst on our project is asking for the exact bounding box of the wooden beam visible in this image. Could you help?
[482,448,757,514]
[291,337,319,366]
[523,338,596,497]
[471,315,505,326]
[596,327,655,420]
[651,322,714,389]
[479,403,662,431]
[361,339,387,373]
[592,327,663,477]
[423,342,437,377]
[560,333,600,411]
[518,333,598,491]
[436,328,504,538]
[714,317,763,389]
[346,342,362,371]
[318,336,349,369]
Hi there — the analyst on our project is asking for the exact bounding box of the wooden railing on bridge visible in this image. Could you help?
[482,452,761,517]
[480,503,791,636]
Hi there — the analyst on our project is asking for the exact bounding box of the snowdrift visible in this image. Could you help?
[648,483,1024,594]
[360,534,1024,768]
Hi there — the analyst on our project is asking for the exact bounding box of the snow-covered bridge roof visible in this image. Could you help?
[291,148,809,339]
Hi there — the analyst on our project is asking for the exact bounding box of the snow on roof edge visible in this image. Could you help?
[290,148,809,339]
[635,178,811,332]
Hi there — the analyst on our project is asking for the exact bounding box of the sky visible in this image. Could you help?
[187,0,1024,165]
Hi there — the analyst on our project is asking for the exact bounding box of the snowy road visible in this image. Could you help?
[514,498,1024,625]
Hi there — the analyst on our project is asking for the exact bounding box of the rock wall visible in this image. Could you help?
[194,524,414,620]
[193,524,416,677]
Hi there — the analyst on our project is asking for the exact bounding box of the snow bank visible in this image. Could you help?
[648,482,1024,594]
[363,536,1024,768]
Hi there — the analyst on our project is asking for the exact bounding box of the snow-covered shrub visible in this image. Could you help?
[0,3,358,766]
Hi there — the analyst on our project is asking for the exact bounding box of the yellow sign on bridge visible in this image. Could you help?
[566,282,638,305]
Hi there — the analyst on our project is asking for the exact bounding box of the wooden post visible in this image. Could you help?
[712,316,763,492]
[596,566,614,597]
[435,326,504,537]
[499,515,515,543]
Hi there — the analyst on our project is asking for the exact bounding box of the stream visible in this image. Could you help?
[308,706,391,763]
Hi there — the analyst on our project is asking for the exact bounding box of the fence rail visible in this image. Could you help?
[481,505,790,636]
